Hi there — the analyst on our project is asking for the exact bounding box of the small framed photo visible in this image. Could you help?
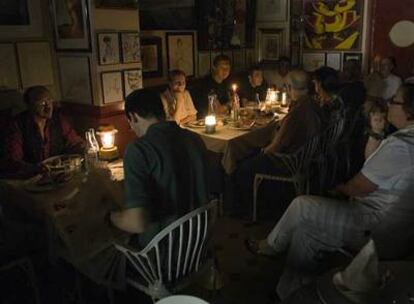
[50,0,91,51]
[120,32,141,63]
[343,52,363,66]
[259,29,284,63]
[0,43,20,90]
[97,32,120,65]
[303,53,326,72]
[166,32,195,77]
[123,69,143,97]
[198,52,211,77]
[101,71,123,104]
[141,36,163,78]
[326,52,342,70]
[58,55,93,104]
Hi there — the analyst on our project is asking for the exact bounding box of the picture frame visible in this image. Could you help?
[97,32,120,65]
[141,36,163,78]
[343,52,363,66]
[166,32,195,77]
[0,0,43,38]
[58,55,93,105]
[123,69,143,97]
[256,0,287,22]
[120,32,141,63]
[303,0,364,50]
[95,0,138,9]
[50,0,91,51]
[326,52,342,70]
[258,29,284,63]
[0,43,20,90]
[17,42,54,88]
[101,71,123,104]
[198,52,211,77]
[303,52,326,72]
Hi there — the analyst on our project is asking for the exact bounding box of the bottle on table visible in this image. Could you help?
[231,89,240,121]
[208,91,217,115]
[85,128,99,170]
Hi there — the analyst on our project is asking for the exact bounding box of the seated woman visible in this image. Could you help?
[160,70,197,125]
[2,86,85,179]
[246,83,414,299]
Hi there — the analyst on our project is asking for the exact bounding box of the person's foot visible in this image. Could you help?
[244,238,280,259]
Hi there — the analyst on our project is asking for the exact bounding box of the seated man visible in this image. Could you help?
[160,69,197,125]
[263,56,291,89]
[2,86,84,179]
[249,83,414,299]
[235,70,321,212]
[190,54,231,118]
[238,65,268,105]
[110,89,209,248]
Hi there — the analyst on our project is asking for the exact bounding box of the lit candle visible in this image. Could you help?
[205,115,216,134]
[232,84,237,92]
[281,92,287,107]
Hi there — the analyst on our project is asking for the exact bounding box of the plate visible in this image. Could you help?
[186,119,205,128]
[227,120,255,130]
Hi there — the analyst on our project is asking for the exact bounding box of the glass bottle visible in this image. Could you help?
[85,128,99,171]
[231,90,240,121]
[208,91,217,115]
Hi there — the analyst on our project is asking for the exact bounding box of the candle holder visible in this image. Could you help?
[281,92,288,107]
[205,115,216,134]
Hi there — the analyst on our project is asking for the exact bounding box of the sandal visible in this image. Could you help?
[244,238,280,260]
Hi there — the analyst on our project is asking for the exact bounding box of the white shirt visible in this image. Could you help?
[263,70,289,89]
[160,89,197,124]
[359,124,414,213]
[365,73,402,100]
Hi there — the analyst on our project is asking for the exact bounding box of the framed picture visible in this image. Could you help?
[0,43,19,90]
[303,53,326,72]
[141,36,163,78]
[0,0,43,38]
[17,42,54,88]
[326,52,342,70]
[121,32,140,63]
[232,49,245,72]
[343,52,363,66]
[258,29,284,63]
[97,32,120,65]
[123,69,143,97]
[50,0,91,51]
[256,0,287,22]
[166,32,195,77]
[95,0,137,9]
[198,52,211,77]
[303,0,364,50]
[58,55,93,104]
[101,71,123,104]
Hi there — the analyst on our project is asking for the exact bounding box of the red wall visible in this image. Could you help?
[370,0,414,78]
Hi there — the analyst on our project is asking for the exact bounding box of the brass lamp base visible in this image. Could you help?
[99,147,119,161]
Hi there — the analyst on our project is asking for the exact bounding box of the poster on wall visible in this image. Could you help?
[51,0,91,51]
[101,71,123,104]
[303,0,364,50]
[303,52,326,72]
[141,36,163,78]
[166,32,195,77]
[123,69,143,97]
[58,56,93,104]
[121,32,141,63]
[97,32,120,65]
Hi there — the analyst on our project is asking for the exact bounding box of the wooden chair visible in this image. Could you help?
[114,200,218,301]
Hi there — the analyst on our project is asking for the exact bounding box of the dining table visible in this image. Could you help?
[2,166,130,289]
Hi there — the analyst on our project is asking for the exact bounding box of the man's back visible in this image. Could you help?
[124,121,209,246]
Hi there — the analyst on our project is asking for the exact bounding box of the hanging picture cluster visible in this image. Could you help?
[302,52,363,72]
[97,32,141,65]
[100,69,143,104]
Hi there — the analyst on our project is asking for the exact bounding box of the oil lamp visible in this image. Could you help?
[96,124,119,161]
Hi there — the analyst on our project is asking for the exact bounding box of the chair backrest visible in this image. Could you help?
[115,200,218,299]
[319,116,345,156]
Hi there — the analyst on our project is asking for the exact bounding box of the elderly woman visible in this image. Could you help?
[246,84,414,299]
[160,69,197,125]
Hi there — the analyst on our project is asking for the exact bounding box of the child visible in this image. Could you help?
[363,99,388,159]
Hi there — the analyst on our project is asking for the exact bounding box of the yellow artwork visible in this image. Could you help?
[304,0,363,50]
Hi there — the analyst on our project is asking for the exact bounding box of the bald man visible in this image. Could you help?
[234,70,322,214]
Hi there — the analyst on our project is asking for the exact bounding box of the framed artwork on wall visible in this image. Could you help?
[166,32,195,77]
[121,32,141,63]
[141,36,163,78]
[303,52,326,72]
[343,52,363,66]
[0,0,43,38]
[0,43,19,90]
[101,71,123,104]
[256,0,287,22]
[198,52,211,77]
[303,0,364,50]
[97,32,120,65]
[258,29,284,63]
[51,0,91,51]
[58,55,93,104]
[17,42,54,88]
[326,52,342,70]
[123,69,143,97]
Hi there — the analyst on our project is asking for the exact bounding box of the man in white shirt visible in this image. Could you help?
[263,56,291,89]
[248,84,414,299]
[366,57,402,100]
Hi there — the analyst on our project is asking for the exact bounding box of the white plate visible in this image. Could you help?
[227,121,255,130]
